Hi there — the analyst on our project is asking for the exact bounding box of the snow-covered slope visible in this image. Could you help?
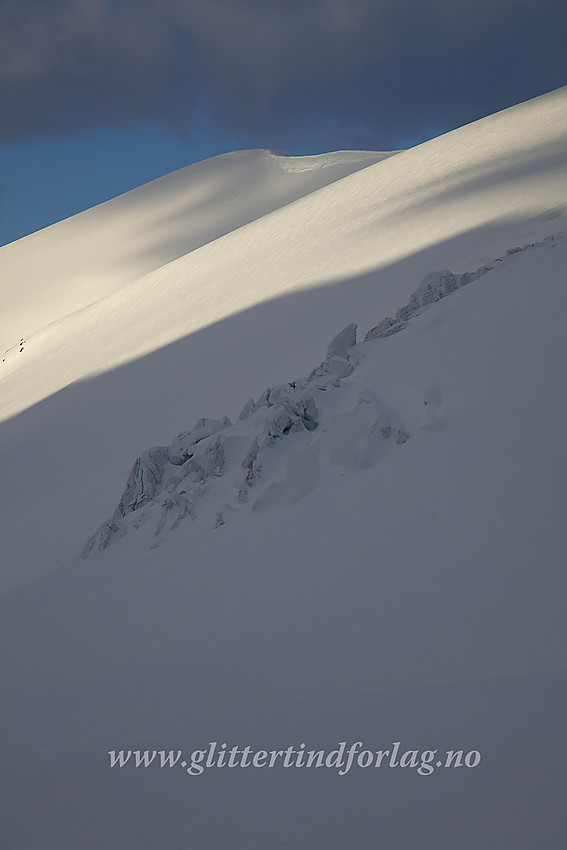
[1,88,567,849]
[2,88,566,425]
[80,235,564,562]
[0,148,394,354]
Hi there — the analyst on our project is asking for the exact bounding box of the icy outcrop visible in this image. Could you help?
[326,322,357,359]
[405,269,460,311]
[265,396,319,439]
[296,323,359,388]
[242,437,262,488]
[283,396,319,431]
[364,317,406,341]
[193,437,225,479]
[116,447,170,516]
[83,519,122,557]
[83,318,386,557]
[506,242,537,255]
[255,387,272,409]
[85,237,562,558]
[168,417,231,465]
[267,384,294,407]
[362,235,565,344]
[365,263,496,340]
[83,386,325,556]
[238,397,256,420]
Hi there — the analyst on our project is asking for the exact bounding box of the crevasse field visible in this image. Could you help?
[1,87,566,848]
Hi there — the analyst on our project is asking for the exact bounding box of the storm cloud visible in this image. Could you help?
[1,0,566,149]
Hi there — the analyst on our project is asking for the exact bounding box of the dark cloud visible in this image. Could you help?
[1,0,566,149]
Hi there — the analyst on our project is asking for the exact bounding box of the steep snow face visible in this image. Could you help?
[0,148,389,353]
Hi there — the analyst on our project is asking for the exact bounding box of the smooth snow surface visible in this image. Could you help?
[0,148,390,355]
[1,87,567,849]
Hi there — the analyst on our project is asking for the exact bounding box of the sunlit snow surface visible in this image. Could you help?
[1,88,567,849]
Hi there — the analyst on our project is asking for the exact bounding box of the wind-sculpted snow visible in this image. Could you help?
[83,232,564,558]
[267,150,400,173]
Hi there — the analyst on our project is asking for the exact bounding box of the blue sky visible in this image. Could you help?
[1,0,566,247]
